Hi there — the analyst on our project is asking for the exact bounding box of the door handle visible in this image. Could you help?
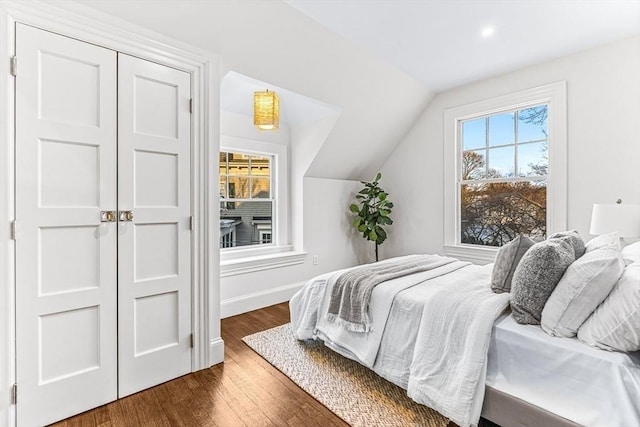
[100,211,117,222]
[118,210,134,222]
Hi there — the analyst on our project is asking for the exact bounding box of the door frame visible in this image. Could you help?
[0,2,222,425]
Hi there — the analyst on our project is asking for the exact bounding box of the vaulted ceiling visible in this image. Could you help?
[59,0,640,181]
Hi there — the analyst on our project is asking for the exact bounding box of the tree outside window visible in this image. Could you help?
[460,105,548,247]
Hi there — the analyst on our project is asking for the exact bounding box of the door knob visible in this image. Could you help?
[100,211,117,222]
[118,210,134,222]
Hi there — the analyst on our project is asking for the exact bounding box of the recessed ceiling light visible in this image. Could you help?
[481,27,495,38]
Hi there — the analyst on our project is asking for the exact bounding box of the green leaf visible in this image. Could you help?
[353,217,361,227]
[386,202,394,209]
[349,204,359,213]
[369,229,378,241]
[376,228,387,239]
[358,224,367,233]
[375,172,382,181]
[379,192,387,201]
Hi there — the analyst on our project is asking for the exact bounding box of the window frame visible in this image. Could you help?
[219,150,275,249]
[443,82,567,263]
[219,136,290,259]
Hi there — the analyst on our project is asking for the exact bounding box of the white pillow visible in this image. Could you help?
[541,248,624,337]
[585,232,620,253]
[578,262,640,352]
[621,241,640,265]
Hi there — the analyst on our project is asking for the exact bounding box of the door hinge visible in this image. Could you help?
[190,333,194,348]
[10,56,16,77]
[189,98,193,114]
[10,220,17,240]
[10,384,16,405]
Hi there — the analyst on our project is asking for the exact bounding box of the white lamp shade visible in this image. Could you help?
[590,204,640,237]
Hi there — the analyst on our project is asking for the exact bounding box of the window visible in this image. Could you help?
[460,105,548,246]
[219,151,273,248]
[444,82,567,263]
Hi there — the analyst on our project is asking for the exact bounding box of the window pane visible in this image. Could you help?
[488,146,515,178]
[460,181,547,247]
[462,150,486,180]
[219,176,227,198]
[462,118,486,150]
[228,153,249,176]
[251,177,270,198]
[250,155,270,176]
[220,200,273,248]
[518,142,547,177]
[518,106,548,142]
[227,177,249,199]
[489,112,515,147]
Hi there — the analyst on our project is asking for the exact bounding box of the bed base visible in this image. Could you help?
[481,386,580,427]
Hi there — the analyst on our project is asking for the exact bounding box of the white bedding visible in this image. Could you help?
[487,314,640,427]
[291,260,509,427]
[290,260,640,427]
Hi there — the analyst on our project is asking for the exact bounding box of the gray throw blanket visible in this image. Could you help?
[326,255,456,332]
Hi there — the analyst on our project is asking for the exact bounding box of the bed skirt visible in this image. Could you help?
[482,386,579,427]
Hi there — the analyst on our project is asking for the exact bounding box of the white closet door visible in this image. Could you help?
[15,24,118,426]
[117,54,192,397]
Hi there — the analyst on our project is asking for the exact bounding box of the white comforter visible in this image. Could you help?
[290,257,510,427]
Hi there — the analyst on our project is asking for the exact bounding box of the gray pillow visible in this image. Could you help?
[511,238,575,324]
[491,235,535,294]
[550,230,586,259]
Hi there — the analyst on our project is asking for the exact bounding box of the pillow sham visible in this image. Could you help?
[491,235,535,294]
[585,232,621,253]
[578,262,640,352]
[550,230,586,259]
[511,238,575,325]
[621,241,640,266]
[541,248,624,337]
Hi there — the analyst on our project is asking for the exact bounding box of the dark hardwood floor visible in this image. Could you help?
[51,302,495,427]
[51,303,348,427]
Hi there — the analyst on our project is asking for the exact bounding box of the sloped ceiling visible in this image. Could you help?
[59,0,432,181]
[287,0,640,91]
[53,0,639,181]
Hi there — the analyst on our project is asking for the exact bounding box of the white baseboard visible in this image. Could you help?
[209,337,224,366]
[220,281,305,319]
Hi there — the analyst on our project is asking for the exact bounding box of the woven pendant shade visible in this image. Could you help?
[254,90,279,130]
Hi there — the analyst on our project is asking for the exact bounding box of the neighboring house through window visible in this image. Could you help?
[219,151,273,248]
[218,135,292,267]
[444,82,567,263]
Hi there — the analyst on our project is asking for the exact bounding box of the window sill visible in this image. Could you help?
[443,244,498,265]
[220,246,307,277]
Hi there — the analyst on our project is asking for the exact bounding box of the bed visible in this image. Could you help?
[289,255,640,427]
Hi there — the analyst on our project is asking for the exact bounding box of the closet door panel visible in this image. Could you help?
[15,24,117,427]
[117,54,192,397]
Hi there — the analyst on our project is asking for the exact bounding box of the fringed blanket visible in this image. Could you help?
[326,254,456,332]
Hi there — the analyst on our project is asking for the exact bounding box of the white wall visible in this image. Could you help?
[219,110,370,317]
[381,36,640,259]
[61,0,432,182]
[220,176,370,317]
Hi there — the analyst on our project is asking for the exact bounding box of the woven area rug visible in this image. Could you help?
[243,324,449,427]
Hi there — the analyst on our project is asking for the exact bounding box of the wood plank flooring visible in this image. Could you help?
[50,302,495,427]
[51,303,349,427]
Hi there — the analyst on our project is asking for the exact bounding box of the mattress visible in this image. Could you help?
[486,314,640,427]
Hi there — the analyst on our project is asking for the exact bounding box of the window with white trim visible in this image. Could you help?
[444,82,567,262]
[219,151,273,249]
[218,135,296,272]
[460,105,548,246]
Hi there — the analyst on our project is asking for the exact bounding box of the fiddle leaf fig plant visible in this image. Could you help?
[349,172,393,262]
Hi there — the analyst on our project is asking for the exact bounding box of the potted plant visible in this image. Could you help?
[349,172,393,262]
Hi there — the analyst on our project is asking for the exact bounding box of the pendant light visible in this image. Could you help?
[254,89,279,130]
